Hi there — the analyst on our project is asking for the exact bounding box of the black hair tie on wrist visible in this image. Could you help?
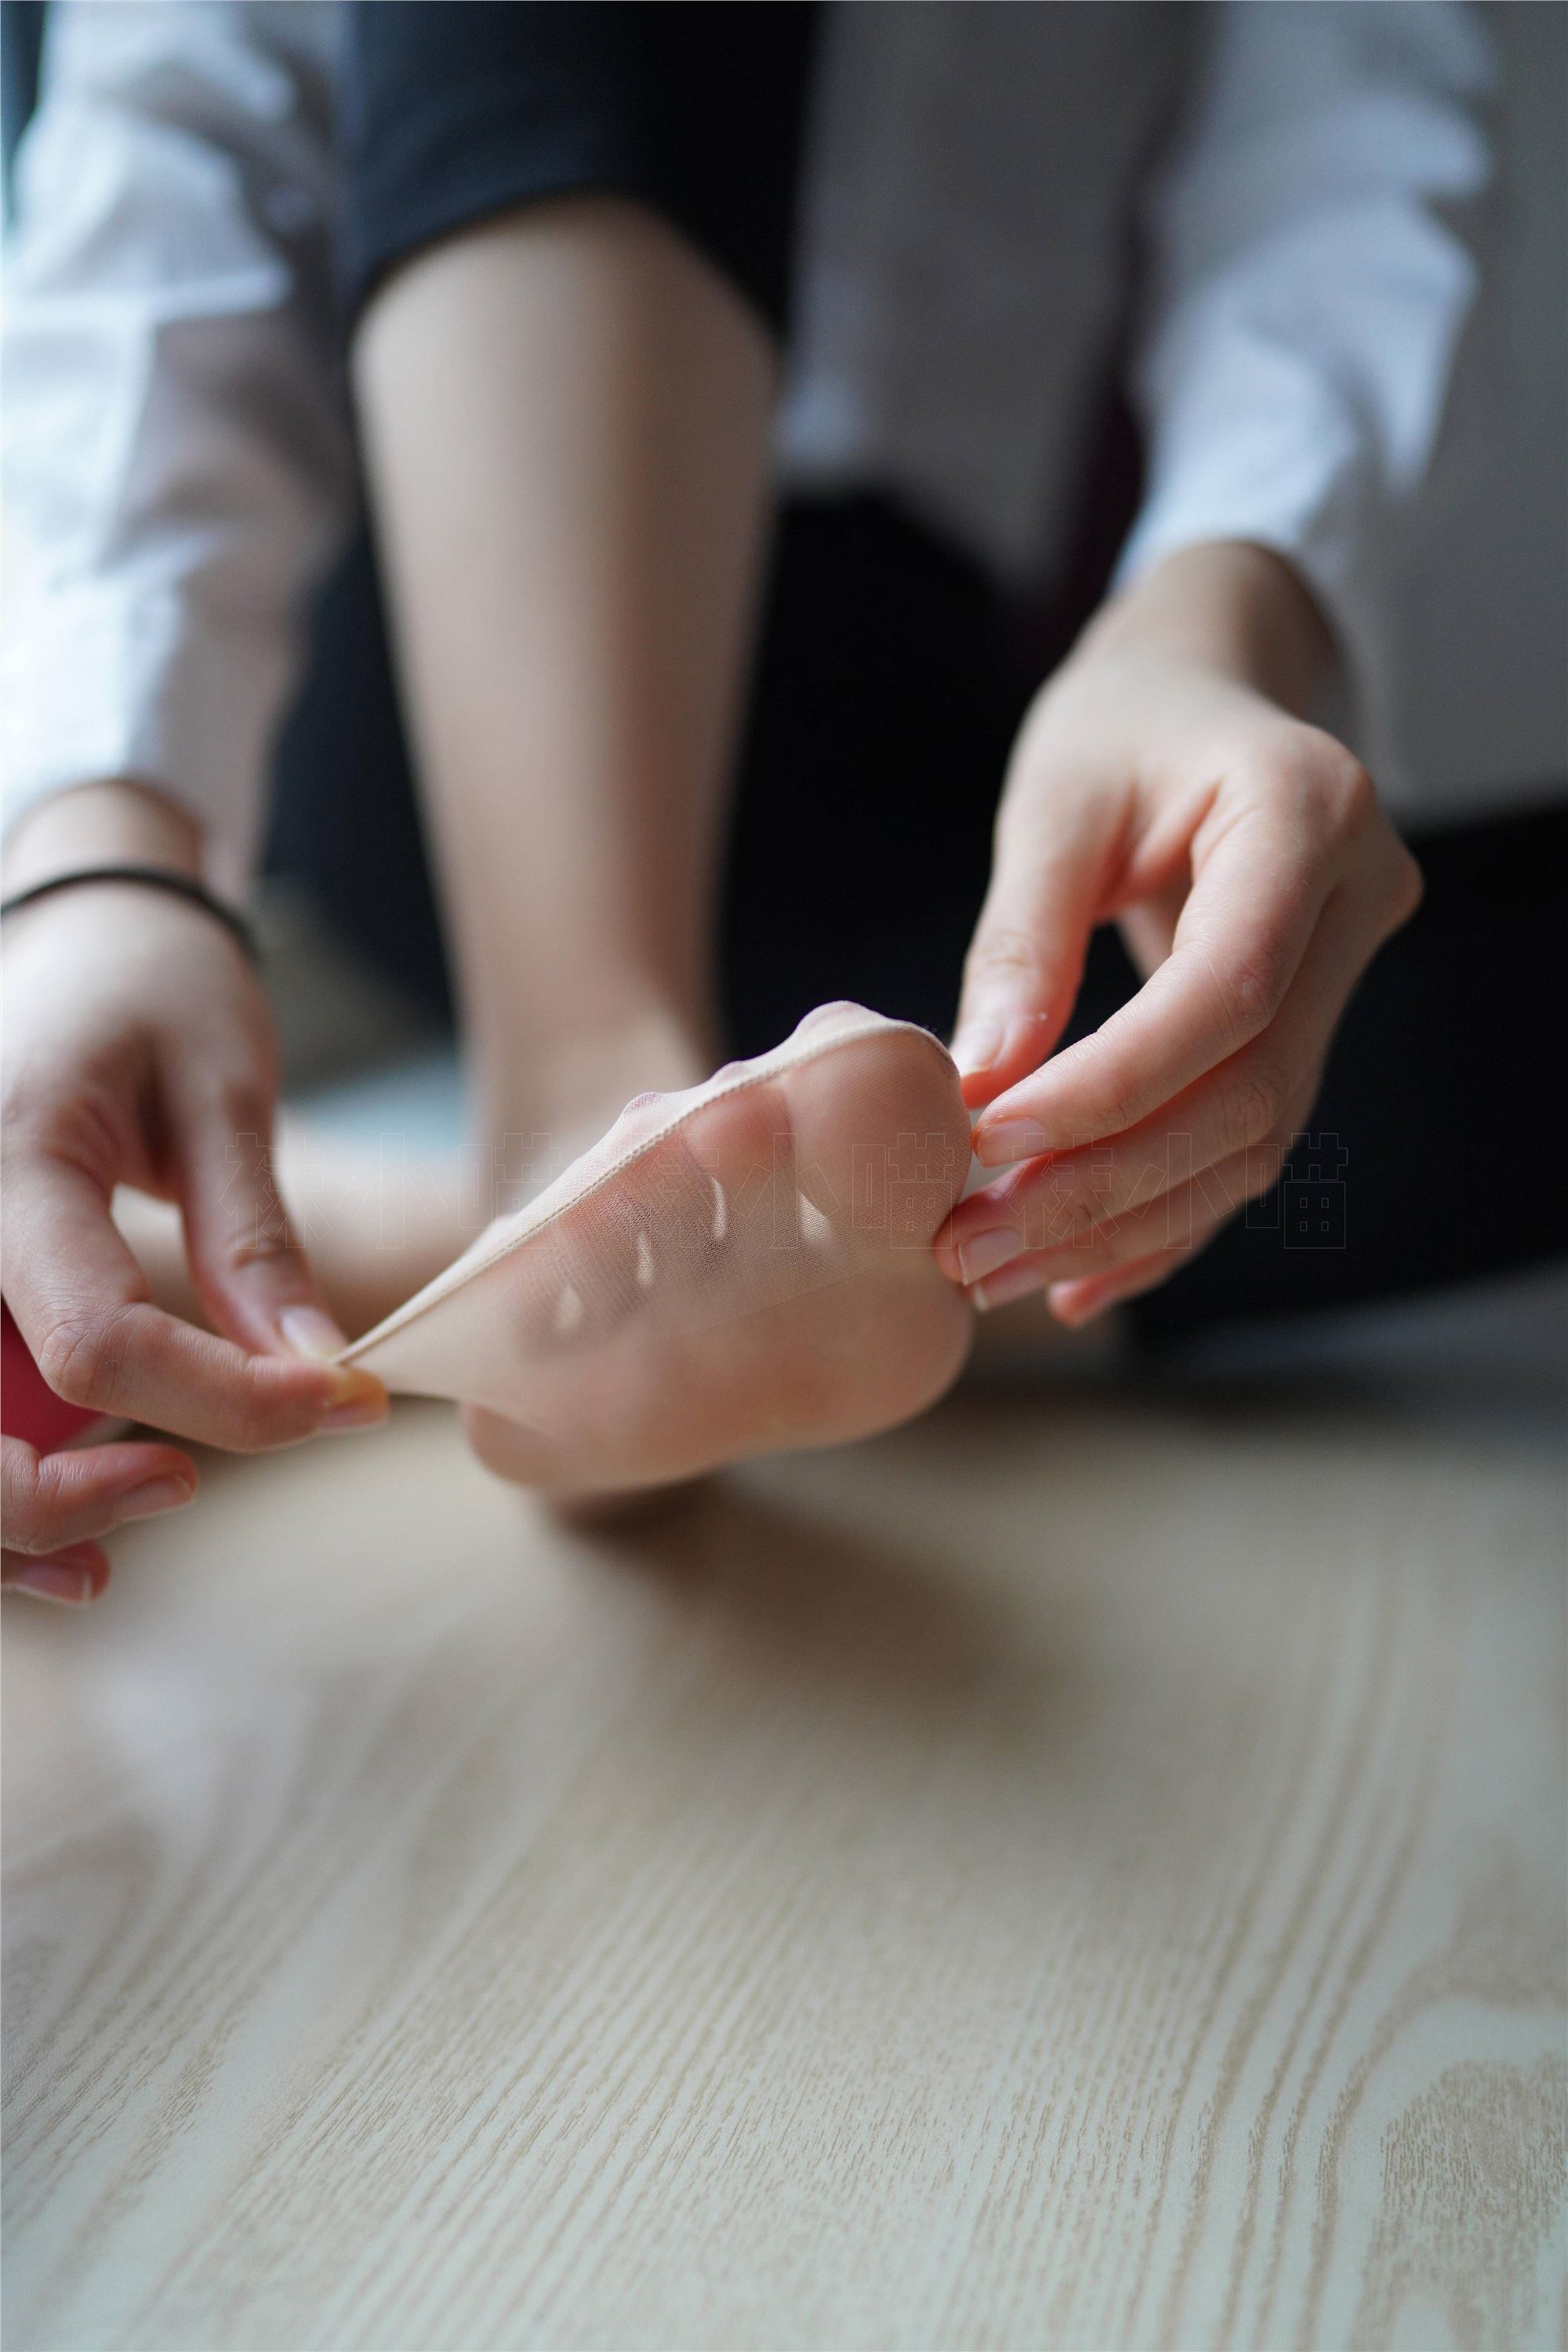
[0,865,261,966]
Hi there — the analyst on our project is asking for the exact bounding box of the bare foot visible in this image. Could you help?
[339,1005,975,1496]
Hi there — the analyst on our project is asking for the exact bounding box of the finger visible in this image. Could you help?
[2,1541,111,1607]
[2,1431,197,1555]
[940,1069,1308,1288]
[964,1149,1251,1313]
[943,1040,1315,1290]
[4,1150,383,1452]
[951,778,1131,1109]
[1048,1250,1190,1328]
[170,1083,365,1371]
[971,792,1335,1164]
[945,860,1399,1279]
[1118,877,1187,980]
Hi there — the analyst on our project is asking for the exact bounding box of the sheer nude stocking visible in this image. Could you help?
[340,1007,975,1496]
[351,197,775,1173]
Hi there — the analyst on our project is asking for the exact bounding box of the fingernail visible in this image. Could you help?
[7,1562,94,1606]
[951,1021,1004,1076]
[278,1305,350,1361]
[956,1225,1025,1285]
[971,1259,1047,1314]
[1047,1284,1106,1327]
[279,1308,386,1416]
[119,1475,196,1522]
[321,1391,388,1434]
[974,1118,1054,1168]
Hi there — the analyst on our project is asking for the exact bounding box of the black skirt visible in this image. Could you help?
[340,0,820,337]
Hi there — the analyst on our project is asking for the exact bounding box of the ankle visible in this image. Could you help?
[476,1004,714,1207]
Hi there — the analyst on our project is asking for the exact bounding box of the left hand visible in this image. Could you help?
[936,543,1423,1324]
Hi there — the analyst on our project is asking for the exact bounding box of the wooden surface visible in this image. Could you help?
[4,1344,1565,2351]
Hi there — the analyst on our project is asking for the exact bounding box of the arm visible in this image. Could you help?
[939,2,1493,1322]
[2,0,354,896]
[1116,0,1496,760]
[2,2,380,1604]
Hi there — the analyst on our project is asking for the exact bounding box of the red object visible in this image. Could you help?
[2,1301,102,1454]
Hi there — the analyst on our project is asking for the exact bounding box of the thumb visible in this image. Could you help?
[952,778,1124,1110]
[173,1084,355,1368]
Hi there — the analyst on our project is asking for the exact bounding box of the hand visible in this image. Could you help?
[937,544,1422,1323]
[2,783,387,1603]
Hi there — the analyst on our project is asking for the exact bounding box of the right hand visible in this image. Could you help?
[2,786,387,1604]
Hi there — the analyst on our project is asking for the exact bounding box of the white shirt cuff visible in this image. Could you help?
[1,582,295,905]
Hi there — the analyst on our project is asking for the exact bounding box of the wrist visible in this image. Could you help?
[1074,542,1334,716]
[3,779,205,896]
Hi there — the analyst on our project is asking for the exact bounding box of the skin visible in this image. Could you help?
[937,542,1424,1324]
[1,781,387,1604]
[352,197,776,1187]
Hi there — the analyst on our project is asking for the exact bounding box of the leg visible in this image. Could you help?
[345,204,985,1492]
[352,198,776,1190]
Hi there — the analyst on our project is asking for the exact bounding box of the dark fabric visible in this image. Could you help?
[720,497,1011,1055]
[340,0,821,335]
[2,0,47,209]
[267,524,454,1022]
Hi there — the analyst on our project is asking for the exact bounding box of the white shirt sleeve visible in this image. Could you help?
[1,0,351,902]
[1114,0,1497,778]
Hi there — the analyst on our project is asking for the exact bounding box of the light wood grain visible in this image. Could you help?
[4,1361,1564,2351]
